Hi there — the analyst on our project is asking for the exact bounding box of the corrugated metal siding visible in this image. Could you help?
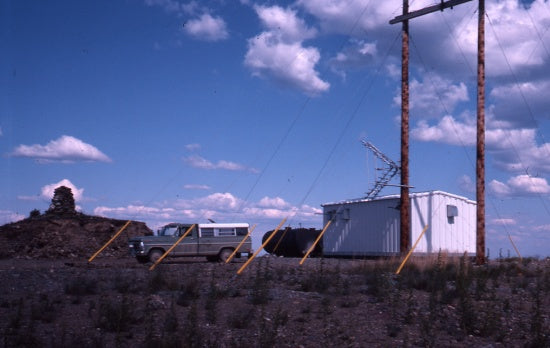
[410,192,476,254]
[323,191,476,256]
[323,197,400,256]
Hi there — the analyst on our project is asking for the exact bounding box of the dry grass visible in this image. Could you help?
[0,255,548,347]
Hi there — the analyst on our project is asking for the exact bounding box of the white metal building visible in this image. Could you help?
[322,191,476,257]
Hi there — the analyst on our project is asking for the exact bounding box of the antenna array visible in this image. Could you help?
[362,140,400,200]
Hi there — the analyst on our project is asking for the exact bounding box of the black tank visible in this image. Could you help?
[262,228,323,257]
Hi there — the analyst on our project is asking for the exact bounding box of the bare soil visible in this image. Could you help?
[0,214,549,347]
[1,255,549,347]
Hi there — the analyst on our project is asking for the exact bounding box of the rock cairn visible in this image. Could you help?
[46,186,76,216]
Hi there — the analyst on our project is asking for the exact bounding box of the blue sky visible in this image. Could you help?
[2,0,549,257]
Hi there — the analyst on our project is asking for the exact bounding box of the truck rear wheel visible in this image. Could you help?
[218,248,233,263]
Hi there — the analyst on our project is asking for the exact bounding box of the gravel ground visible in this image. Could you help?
[1,255,549,347]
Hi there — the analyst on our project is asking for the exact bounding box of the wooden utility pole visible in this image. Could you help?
[400,0,410,255]
[390,0,474,256]
[476,0,486,265]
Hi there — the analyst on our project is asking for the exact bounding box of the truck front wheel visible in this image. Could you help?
[148,249,164,263]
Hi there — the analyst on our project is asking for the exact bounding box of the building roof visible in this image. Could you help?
[321,190,476,207]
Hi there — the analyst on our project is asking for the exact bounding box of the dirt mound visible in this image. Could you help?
[0,213,152,259]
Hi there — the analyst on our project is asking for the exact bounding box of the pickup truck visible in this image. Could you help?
[128,222,252,263]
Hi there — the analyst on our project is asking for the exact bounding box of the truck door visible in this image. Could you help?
[174,225,199,255]
[198,227,217,254]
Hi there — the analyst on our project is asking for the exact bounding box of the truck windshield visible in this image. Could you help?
[160,226,179,236]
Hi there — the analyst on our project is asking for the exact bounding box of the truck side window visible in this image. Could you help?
[201,228,214,237]
[186,226,198,237]
[218,228,236,236]
[236,227,248,236]
[163,226,178,236]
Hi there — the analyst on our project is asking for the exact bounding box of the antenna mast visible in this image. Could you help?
[362,140,400,199]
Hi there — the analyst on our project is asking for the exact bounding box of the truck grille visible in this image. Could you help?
[129,241,143,254]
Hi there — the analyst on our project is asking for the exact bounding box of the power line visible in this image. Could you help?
[295,30,402,211]
[486,12,550,216]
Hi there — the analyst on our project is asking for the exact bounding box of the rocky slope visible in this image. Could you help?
[0,213,152,259]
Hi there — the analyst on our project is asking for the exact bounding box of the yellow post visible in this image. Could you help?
[225,224,257,264]
[271,226,290,254]
[508,233,522,261]
[149,224,196,271]
[300,220,332,265]
[88,220,132,262]
[395,224,429,275]
[237,217,287,275]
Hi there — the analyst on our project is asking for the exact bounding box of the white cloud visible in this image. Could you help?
[184,143,201,151]
[95,205,178,220]
[184,13,228,41]
[144,0,197,16]
[458,174,475,193]
[145,0,181,13]
[145,1,227,41]
[183,154,258,173]
[482,0,550,76]
[0,210,25,225]
[488,179,513,197]
[242,203,321,220]
[245,5,329,96]
[40,179,85,202]
[412,114,550,176]
[184,184,211,190]
[255,5,317,42]
[533,224,550,232]
[192,192,241,211]
[491,218,517,226]
[397,0,550,79]
[242,206,289,219]
[386,63,400,79]
[93,192,321,228]
[299,0,550,83]
[258,196,290,209]
[394,73,469,118]
[490,79,550,126]
[329,39,378,77]
[217,160,247,171]
[489,174,550,197]
[486,128,550,174]
[411,115,475,146]
[184,154,216,169]
[490,218,517,226]
[298,0,396,34]
[507,174,550,194]
[10,135,112,163]
[17,179,85,210]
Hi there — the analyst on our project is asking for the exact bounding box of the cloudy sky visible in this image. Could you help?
[2,0,549,257]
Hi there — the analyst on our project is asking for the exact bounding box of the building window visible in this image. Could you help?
[342,208,350,220]
[447,205,458,224]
